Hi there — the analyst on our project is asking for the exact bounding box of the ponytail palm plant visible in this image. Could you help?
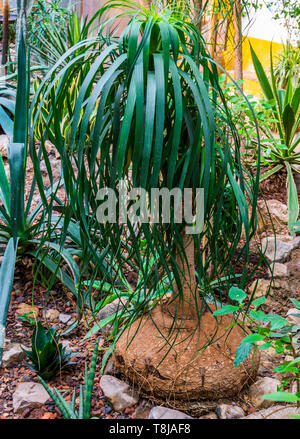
[32,0,262,407]
[107,1,261,403]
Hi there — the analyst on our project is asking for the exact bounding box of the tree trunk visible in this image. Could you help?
[114,226,260,403]
[167,230,200,319]
[194,0,203,34]
[234,0,243,87]
[208,0,219,59]
[207,0,226,74]
[1,0,9,69]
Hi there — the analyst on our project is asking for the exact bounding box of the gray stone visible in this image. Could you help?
[97,298,127,321]
[261,237,293,263]
[286,308,300,326]
[43,309,59,322]
[2,343,25,368]
[244,405,300,419]
[248,278,272,303]
[149,406,193,419]
[259,346,279,370]
[96,298,127,334]
[249,246,300,314]
[103,357,119,376]
[134,401,152,419]
[13,382,50,413]
[61,340,73,350]
[59,313,72,324]
[291,236,300,250]
[268,263,289,278]
[257,199,288,234]
[216,404,245,419]
[248,377,281,409]
[0,134,9,157]
[100,375,138,412]
[256,200,287,235]
[44,140,55,154]
[4,337,11,347]
[266,200,288,224]
[287,259,300,278]
[199,412,218,419]
[291,381,298,394]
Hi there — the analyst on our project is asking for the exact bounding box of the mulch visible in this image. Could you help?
[0,262,139,420]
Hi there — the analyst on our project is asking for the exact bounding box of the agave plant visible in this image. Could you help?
[29,5,105,67]
[38,339,99,418]
[274,41,300,89]
[23,321,74,380]
[0,79,16,137]
[0,3,93,364]
[250,45,300,235]
[31,0,264,403]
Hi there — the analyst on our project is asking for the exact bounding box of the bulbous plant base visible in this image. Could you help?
[113,305,260,403]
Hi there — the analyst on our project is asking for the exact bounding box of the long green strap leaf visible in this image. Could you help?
[0,237,18,364]
[286,161,299,236]
[8,143,25,241]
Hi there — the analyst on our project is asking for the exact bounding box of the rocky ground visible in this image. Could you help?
[0,133,299,420]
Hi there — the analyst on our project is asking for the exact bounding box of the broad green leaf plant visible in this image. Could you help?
[23,321,74,380]
[213,290,300,417]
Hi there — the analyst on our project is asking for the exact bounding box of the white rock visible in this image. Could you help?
[103,357,119,376]
[59,313,72,324]
[199,412,218,419]
[268,263,289,278]
[100,375,138,412]
[244,405,300,419]
[133,401,152,419]
[1,343,25,368]
[216,404,245,419]
[43,309,59,322]
[265,200,288,225]
[291,237,300,250]
[149,406,193,419]
[286,308,300,326]
[261,237,293,263]
[248,377,281,409]
[13,382,50,413]
[97,298,127,321]
[0,135,9,157]
[257,200,288,234]
[96,298,127,334]
[44,140,55,154]
[61,340,73,350]
[248,278,271,302]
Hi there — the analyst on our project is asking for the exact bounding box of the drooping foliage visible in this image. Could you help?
[31,0,265,357]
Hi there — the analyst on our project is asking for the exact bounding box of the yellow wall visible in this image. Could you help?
[224,36,289,96]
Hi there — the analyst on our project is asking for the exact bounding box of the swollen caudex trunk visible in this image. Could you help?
[113,224,260,407]
[113,194,259,407]
[167,230,200,319]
